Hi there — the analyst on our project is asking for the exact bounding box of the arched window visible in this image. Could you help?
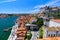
[54,34,55,37]
[51,34,52,37]
[48,34,50,37]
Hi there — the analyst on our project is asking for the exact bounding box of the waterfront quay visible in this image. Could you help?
[8,23,18,40]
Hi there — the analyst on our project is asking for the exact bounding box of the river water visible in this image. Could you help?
[0,16,18,40]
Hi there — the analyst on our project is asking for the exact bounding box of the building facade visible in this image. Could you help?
[49,19,60,27]
[43,27,60,38]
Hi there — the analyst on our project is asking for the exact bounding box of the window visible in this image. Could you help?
[54,34,55,37]
[58,34,60,36]
[51,34,52,37]
[48,34,50,37]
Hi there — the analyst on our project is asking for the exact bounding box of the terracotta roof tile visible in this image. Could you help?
[47,27,60,31]
[51,19,60,23]
[37,37,60,40]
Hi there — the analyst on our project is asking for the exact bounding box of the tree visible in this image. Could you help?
[37,18,43,27]
[39,27,43,38]
[32,18,43,28]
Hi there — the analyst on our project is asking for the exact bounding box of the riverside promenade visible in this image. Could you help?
[8,23,18,40]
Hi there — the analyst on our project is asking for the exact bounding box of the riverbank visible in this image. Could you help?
[8,23,18,40]
[0,15,8,18]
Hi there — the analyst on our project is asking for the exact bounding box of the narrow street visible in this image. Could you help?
[30,31,38,40]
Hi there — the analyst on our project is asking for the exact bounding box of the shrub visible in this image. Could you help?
[39,27,43,38]
[26,32,32,40]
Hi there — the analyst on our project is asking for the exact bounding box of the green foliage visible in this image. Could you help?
[32,18,43,27]
[26,32,32,40]
[39,27,43,38]
[37,18,43,27]
[55,12,60,19]
[46,9,60,19]
[42,7,60,19]
[52,12,60,19]
[8,14,14,16]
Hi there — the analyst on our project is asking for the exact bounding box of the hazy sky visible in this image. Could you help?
[0,0,60,13]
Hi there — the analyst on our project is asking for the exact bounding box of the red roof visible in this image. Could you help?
[51,19,60,23]
[37,37,60,40]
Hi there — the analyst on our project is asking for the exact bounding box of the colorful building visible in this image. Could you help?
[16,17,26,40]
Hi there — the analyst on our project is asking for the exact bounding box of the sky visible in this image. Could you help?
[0,0,60,13]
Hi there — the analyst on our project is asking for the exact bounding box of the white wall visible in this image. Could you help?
[58,31,60,34]
[43,28,47,38]
[48,31,56,34]
[47,31,57,37]
[47,31,60,37]
[44,21,49,26]
[30,19,37,23]
[57,31,60,36]
[49,20,60,27]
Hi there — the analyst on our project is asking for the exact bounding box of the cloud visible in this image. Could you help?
[34,0,60,8]
[24,9,40,13]
[16,0,60,13]
[31,9,40,13]
[0,0,16,3]
[30,0,60,13]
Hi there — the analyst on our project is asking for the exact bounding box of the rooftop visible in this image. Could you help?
[16,16,27,40]
[46,27,60,31]
[51,19,60,23]
[25,24,37,26]
[37,37,60,40]
[16,37,25,40]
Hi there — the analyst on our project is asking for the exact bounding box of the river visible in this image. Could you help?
[0,16,18,40]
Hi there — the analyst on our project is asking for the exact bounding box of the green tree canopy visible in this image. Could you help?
[32,18,43,27]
